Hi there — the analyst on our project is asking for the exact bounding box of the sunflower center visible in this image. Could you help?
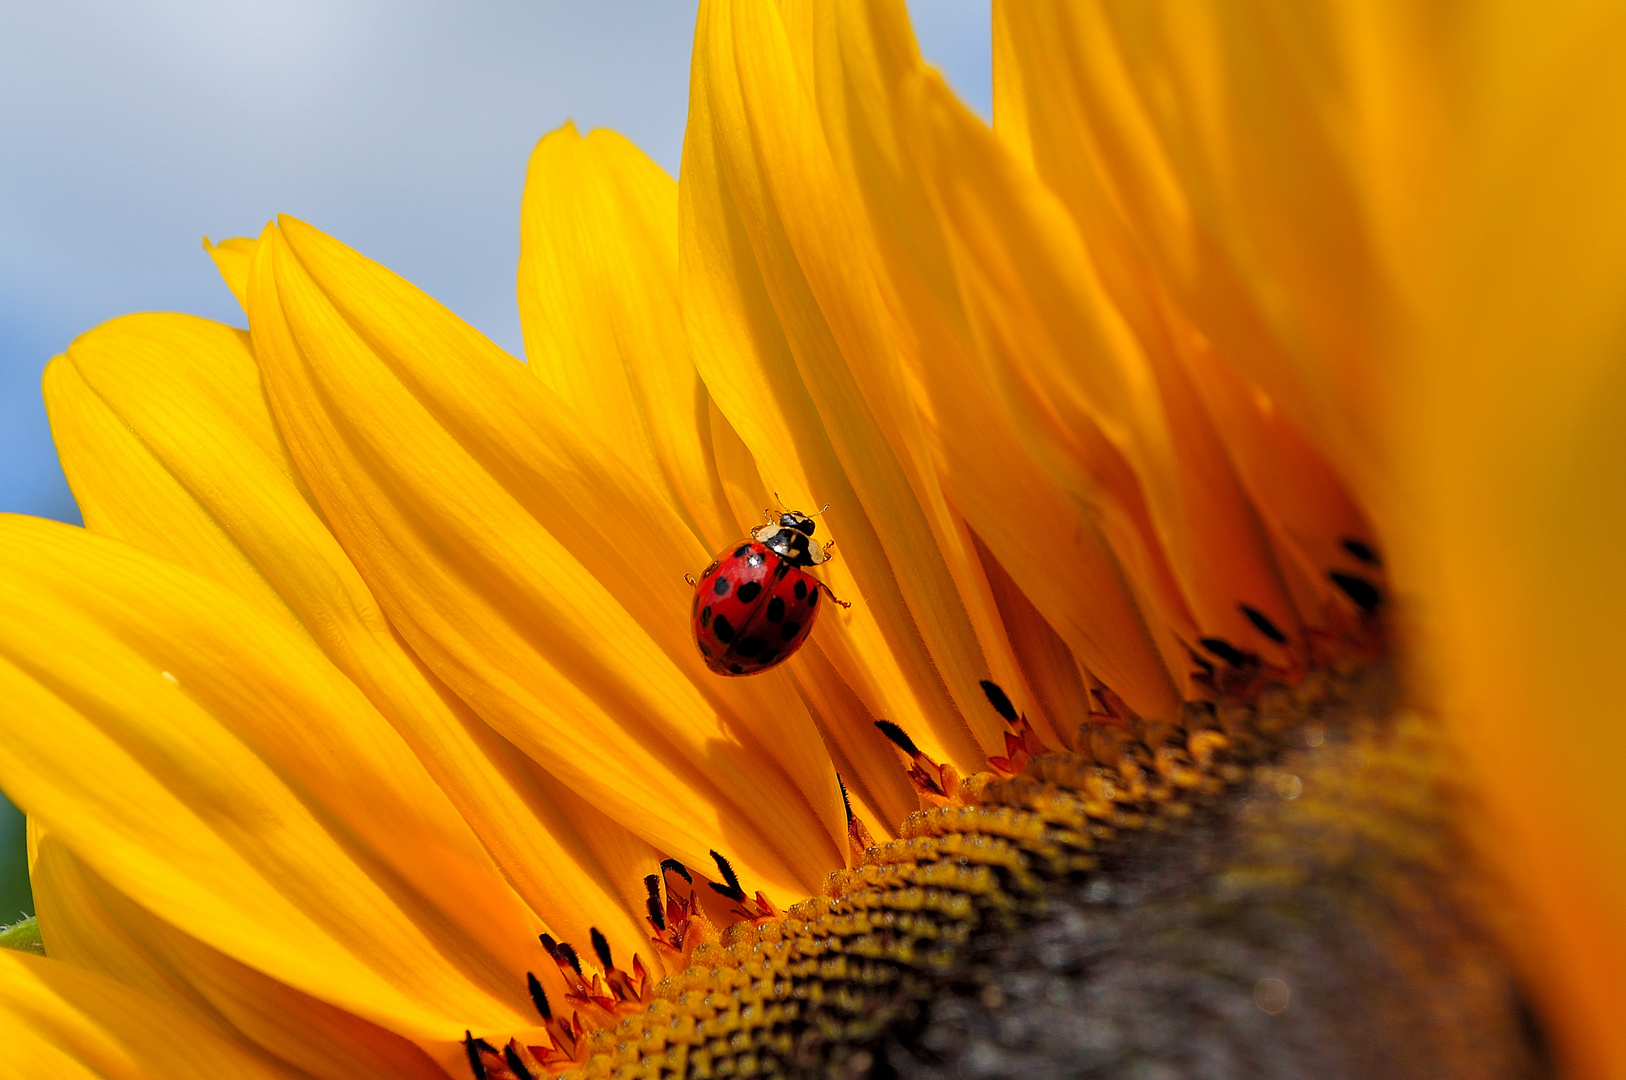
[463,657,1545,1080]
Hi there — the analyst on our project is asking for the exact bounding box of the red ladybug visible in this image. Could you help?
[688,508,850,676]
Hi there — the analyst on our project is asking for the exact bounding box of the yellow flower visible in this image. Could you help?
[0,0,1620,1078]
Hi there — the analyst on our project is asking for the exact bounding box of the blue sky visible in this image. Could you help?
[0,2,991,916]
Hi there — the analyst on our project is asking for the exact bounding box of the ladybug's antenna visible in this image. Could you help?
[806,504,831,517]
[772,491,786,509]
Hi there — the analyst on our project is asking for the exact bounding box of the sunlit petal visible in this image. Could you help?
[33,836,448,1080]
[781,0,1183,722]
[0,516,535,1037]
[203,236,257,313]
[686,0,1071,764]
[1389,7,1626,1074]
[519,122,737,550]
[0,949,299,1080]
[998,3,1626,1073]
[44,311,657,973]
[249,216,843,899]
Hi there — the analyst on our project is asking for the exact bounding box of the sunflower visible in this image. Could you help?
[0,0,1621,1077]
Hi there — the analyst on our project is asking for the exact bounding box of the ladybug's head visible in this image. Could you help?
[778,511,818,537]
[751,505,832,567]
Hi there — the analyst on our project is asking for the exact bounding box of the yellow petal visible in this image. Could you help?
[0,515,533,1037]
[204,236,258,313]
[901,69,1216,698]
[705,403,914,832]
[45,311,658,974]
[778,0,1183,721]
[998,3,1626,1074]
[988,0,1405,512]
[1388,7,1626,1075]
[248,216,843,899]
[686,0,1065,763]
[519,120,899,866]
[34,836,448,1080]
[0,949,300,1080]
[519,122,738,551]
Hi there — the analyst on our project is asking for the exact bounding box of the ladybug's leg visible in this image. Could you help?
[684,573,698,586]
[815,579,853,609]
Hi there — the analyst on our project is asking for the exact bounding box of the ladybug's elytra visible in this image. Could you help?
[688,507,850,676]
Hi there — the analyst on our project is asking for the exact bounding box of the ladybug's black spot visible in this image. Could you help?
[736,581,763,604]
[808,587,819,606]
[713,577,731,596]
[728,663,746,675]
[1342,537,1382,567]
[1330,571,1384,613]
[781,620,801,641]
[765,596,786,622]
[736,637,768,657]
[757,648,780,667]
[734,544,751,558]
[793,579,808,601]
[712,614,735,643]
[700,606,712,627]
[1240,604,1288,644]
[1200,636,1248,667]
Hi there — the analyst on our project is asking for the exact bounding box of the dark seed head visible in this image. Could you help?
[644,874,665,930]
[708,850,747,901]
[504,1044,536,1080]
[526,971,553,1020]
[979,680,1020,723]
[464,1031,493,1080]
[1240,604,1288,644]
[1201,637,1249,668]
[875,719,921,757]
[1341,537,1382,567]
[1330,571,1383,613]
[590,927,613,970]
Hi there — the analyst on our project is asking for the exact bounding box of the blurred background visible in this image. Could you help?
[0,2,991,920]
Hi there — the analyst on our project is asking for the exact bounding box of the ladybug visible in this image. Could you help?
[688,507,850,676]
